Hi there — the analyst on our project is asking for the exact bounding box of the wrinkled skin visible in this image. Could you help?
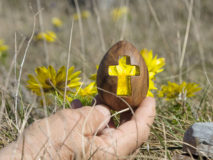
[0,97,155,160]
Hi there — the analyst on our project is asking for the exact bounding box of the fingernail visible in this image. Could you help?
[95,105,110,117]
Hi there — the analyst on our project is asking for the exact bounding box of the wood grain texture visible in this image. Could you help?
[97,40,149,111]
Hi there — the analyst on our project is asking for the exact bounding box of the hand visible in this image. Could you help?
[0,97,156,160]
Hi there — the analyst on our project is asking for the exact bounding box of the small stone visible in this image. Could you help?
[71,99,82,109]
[173,154,195,160]
[183,122,213,158]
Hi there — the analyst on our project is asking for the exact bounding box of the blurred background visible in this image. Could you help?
[1,0,213,80]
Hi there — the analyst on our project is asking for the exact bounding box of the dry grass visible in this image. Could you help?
[0,0,213,159]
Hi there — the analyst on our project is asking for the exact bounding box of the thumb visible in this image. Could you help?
[76,105,111,136]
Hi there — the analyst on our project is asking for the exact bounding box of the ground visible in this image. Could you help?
[0,0,213,159]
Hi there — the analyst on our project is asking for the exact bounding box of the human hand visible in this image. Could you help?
[0,97,155,160]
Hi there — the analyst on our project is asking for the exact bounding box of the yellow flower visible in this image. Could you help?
[0,40,8,51]
[111,6,128,21]
[45,31,57,42]
[82,10,91,19]
[73,10,91,21]
[52,17,63,28]
[158,81,201,100]
[36,31,57,42]
[147,72,157,97]
[89,65,99,81]
[140,49,165,74]
[140,49,165,97]
[0,39,8,57]
[27,65,81,96]
[77,82,97,96]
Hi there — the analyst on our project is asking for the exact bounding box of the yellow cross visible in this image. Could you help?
[108,56,140,96]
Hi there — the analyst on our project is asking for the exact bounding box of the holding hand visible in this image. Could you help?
[0,97,155,160]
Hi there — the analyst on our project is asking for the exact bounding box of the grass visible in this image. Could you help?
[0,0,213,159]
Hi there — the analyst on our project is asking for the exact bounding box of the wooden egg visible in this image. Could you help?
[97,40,149,111]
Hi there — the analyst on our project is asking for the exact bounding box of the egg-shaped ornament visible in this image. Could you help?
[97,40,149,111]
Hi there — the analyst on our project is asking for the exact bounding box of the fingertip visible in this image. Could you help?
[142,97,156,106]
[92,95,111,119]
[134,97,156,122]
[95,105,111,118]
[100,127,116,135]
[74,105,111,135]
[139,97,156,112]
[94,105,111,133]
[146,97,156,115]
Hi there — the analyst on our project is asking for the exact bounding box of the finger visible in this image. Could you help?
[100,127,116,136]
[44,105,111,158]
[100,97,156,156]
[40,105,110,148]
[75,105,111,136]
[98,119,116,136]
